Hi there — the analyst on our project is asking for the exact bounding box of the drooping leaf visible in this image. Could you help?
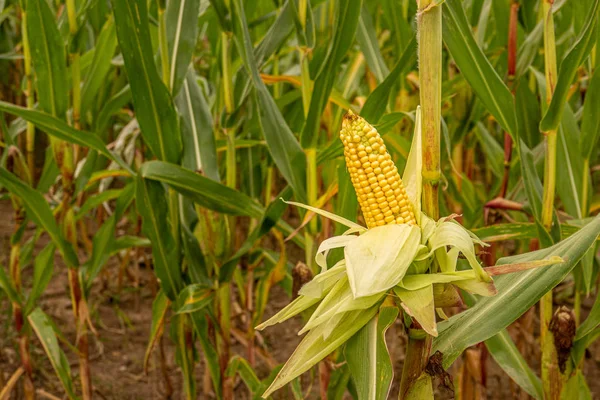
[0,101,132,173]
[263,305,379,398]
[485,330,543,399]
[139,161,263,218]
[136,174,183,300]
[432,215,600,367]
[0,168,79,267]
[24,243,55,315]
[29,308,77,400]
[346,306,399,400]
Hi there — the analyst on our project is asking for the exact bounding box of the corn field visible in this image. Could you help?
[0,0,600,399]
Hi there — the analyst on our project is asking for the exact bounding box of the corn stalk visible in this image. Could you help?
[539,1,562,398]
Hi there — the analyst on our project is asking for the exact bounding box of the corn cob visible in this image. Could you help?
[340,110,416,228]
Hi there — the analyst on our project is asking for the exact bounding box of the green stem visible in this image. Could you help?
[21,9,35,179]
[158,0,170,88]
[540,1,561,398]
[221,31,234,114]
[419,0,442,221]
[300,51,312,117]
[582,158,590,216]
[305,148,318,272]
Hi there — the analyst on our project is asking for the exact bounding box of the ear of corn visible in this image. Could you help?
[340,110,416,228]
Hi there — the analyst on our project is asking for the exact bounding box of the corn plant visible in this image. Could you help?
[0,0,599,399]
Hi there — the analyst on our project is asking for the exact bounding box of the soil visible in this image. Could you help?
[1,198,599,399]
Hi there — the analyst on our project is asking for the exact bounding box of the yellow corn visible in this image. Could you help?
[340,110,416,228]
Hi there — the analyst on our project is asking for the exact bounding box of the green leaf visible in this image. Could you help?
[360,36,417,124]
[263,305,379,398]
[560,371,591,400]
[26,0,68,118]
[0,100,132,173]
[143,291,169,373]
[136,174,183,300]
[474,122,504,178]
[539,0,599,132]
[0,167,79,267]
[81,16,118,118]
[576,285,600,340]
[515,79,542,148]
[442,0,516,136]
[357,5,389,82]
[28,308,77,400]
[84,183,135,289]
[300,0,363,147]
[485,330,543,399]
[175,69,220,181]
[581,68,600,160]
[226,356,265,397]
[139,161,263,218]
[231,0,307,202]
[24,243,55,315]
[346,306,398,400]
[175,284,213,314]
[166,0,200,95]
[190,310,221,398]
[111,0,182,163]
[432,215,600,367]
[556,105,585,219]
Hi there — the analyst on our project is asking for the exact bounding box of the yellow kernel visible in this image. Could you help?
[383,209,393,217]
[395,216,405,224]
[353,160,361,168]
[352,135,361,143]
[374,213,384,221]
[368,176,378,184]
[364,167,373,174]
[384,215,395,223]
[385,190,394,197]
[376,220,385,226]
[381,184,391,192]
[391,206,400,213]
[360,180,370,188]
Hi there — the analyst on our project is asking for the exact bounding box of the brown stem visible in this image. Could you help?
[68,268,92,400]
[400,330,433,399]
